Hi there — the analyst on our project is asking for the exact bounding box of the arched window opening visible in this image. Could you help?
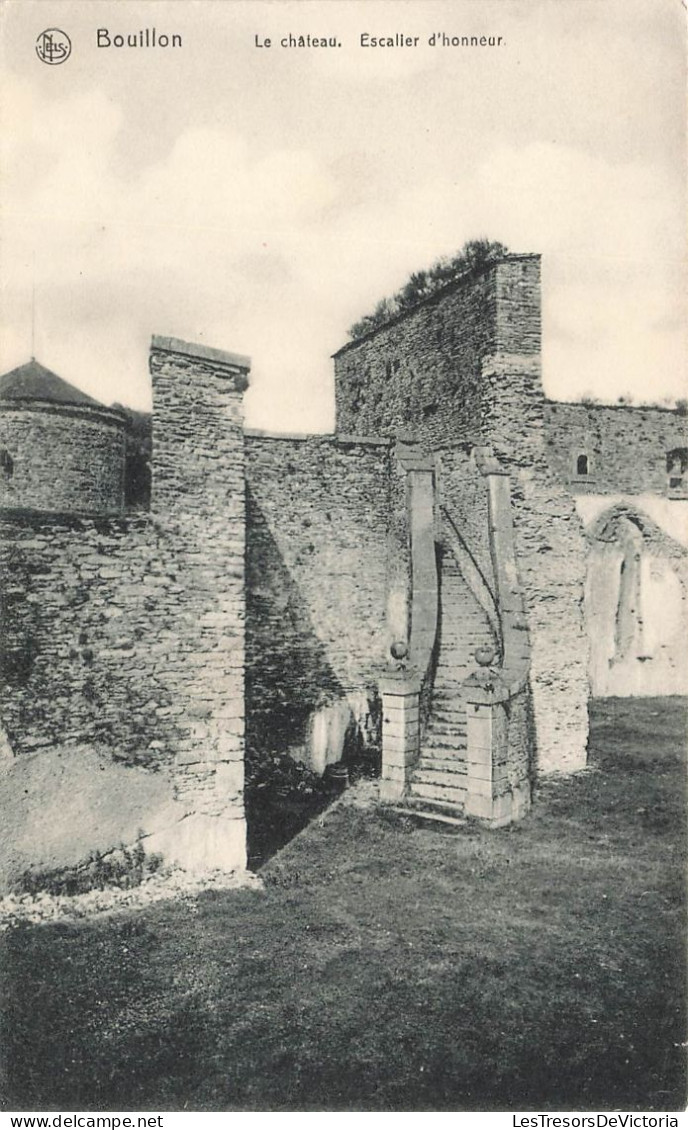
[576,453,589,476]
[666,448,687,497]
[0,448,14,481]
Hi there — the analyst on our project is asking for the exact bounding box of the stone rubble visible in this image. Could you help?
[0,866,263,930]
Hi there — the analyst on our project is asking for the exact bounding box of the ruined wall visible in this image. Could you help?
[480,359,590,773]
[334,255,540,448]
[544,401,688,496]
[245,432,395,771]
[145,336,248,866]
[584,505,688,697]
[0,514,173,760]
[0,403,126,515]
[335,260,500,443]
[335,255,588,773]
[544,402,688,698]
[0,337,250,883]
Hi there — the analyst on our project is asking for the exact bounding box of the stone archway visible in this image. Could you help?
[585,506,688,696]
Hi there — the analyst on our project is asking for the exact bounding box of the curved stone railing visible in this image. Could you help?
[461,449,532,824]
[379,440,533,825]
[440,505,502,649]
[379,439,439,801]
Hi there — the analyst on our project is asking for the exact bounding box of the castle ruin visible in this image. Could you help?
[1,254,686,886]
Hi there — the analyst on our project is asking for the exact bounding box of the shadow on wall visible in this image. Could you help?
[120,408,152,511]
[245,486,381,766]
[246,486,351,759]
[245,487,381,865]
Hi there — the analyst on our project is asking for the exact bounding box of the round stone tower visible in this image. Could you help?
[0,359,127,515]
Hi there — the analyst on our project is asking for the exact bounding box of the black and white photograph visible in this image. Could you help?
[0,0,686,1117]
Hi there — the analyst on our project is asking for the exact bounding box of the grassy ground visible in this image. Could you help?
[1,698,686,1112]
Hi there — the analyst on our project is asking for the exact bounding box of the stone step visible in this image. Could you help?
[439,650,489,658]
[409,779,467,806]
[432,687,471,700]
[438,628,492,639]
[438,632,490,641]
[429,714,467,730]
[387,803,467,830]
[437,632,487,641]
[431,689,469,703]
[427,714,467,731]
[425,732,467,749]
[424,732,467,750]
[413,766,467,790]
[425,716,467,732]
[417,751,467,771]
[438,638,490,649]
[438,629,487,640]
[430,695,469,712]
[403,795,467,819]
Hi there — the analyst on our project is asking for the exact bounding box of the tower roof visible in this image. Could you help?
[0,360,104,409]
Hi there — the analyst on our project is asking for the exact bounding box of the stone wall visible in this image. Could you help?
[437,446,495,604]
[0,514,171,761]
[584,504,688,697]
[544,401,688,497]
[0,403,126,515]
[335,255,588,774]
[147,336,249,867]
[334,260,498,444]
[0,337,250,884]
[245,431,395,771]
[480,363,590,773]
[334,255,541,448]
[544,402,688,699]
[10,249,683,877]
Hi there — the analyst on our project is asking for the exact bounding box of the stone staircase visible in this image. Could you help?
[400,552,499,826]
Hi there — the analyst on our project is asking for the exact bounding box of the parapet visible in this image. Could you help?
[150,336,250,391]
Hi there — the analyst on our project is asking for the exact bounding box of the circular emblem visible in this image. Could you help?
[36,28,71,65]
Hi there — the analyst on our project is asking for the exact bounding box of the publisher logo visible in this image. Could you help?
[36,28,72,65]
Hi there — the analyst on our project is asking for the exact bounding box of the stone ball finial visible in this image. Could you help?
[475,645,497,668]
[390,640,408,661]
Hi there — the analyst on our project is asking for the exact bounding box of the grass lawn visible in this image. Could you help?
[1,698,686,1112]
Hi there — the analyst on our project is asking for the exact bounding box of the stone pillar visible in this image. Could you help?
[394,438,438,678]
[407,465,438,672]
[148,336,250,875]
[379,671,420,802]
[464,673,531,827]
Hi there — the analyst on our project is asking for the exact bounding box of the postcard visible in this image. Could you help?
[0,0,686,1118]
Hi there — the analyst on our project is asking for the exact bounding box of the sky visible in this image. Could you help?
[0,0,686,430]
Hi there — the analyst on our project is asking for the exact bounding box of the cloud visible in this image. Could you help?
[0,79,342,420]
[0,43,684,427]
[310,141,686,403]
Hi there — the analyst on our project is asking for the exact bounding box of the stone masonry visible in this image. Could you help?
[334,256,589,774]
[1,250,686,887]
[1,338,250,884]
[0,365,127,516]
